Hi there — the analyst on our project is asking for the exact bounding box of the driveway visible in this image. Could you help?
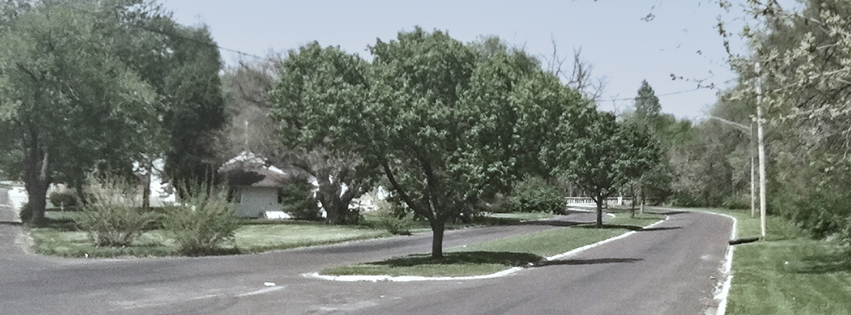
[0,206,732,315]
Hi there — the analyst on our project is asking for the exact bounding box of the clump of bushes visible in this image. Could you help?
[49,189,78,209]
[163,183,240,256]
[18,202,32,222]
[722,194,750,210]
[280,180,323,221]
[505,176,565,213]
[371,199,412,235]
[76,176,157,247]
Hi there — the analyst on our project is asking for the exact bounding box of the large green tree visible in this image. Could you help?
[269,42,373,225]
[0,0,157,224]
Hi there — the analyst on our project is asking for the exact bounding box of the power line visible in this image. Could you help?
[601,87,705,102]
[62,4,267,61]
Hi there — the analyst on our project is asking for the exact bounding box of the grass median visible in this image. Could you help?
[28,211,554,258]
[691,208,851,315]
[320,212,664,277]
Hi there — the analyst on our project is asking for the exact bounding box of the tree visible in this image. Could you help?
[718,0,851,239]
[268,42,374,225]
[0,0,157,224]
[555,112,659,227]
[217,53,285,161]
[622,80,672,206]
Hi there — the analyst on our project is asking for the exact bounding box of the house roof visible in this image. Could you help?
[218,151,295,187]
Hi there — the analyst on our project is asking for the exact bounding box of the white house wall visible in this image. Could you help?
[237,187,281,218]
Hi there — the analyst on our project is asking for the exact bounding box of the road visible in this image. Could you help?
[0,200,732,315]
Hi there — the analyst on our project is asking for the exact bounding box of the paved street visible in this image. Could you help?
[0,204,732,315]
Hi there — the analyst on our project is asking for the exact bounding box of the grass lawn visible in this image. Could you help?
[320,212,664,277]
[27,211,554,258]
[693,208,851,315]
[29,211,395,257]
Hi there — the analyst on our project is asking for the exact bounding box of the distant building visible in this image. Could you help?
[218,151,296,218]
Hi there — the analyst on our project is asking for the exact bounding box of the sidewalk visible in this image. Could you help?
[0,182,26,223]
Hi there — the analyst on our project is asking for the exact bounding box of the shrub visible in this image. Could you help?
[792,190,850,239]
[19,202,32,222]
[722,194,750,210]
[505,177,564,213]
[163,183,239,256]
[371,199,411,235]
[77,176,157,247]
[280,181,323,221]
[49,189,78,209]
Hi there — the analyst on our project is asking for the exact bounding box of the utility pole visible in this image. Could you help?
[755,62,768,240]
[750,122,757,218]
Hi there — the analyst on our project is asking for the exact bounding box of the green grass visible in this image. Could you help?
[234,223,391,253]
[320,213,665,277]
[693,208,851,315]
[29,211,395,257]
[30,211,549,258]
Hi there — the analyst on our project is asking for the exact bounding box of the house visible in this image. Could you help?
[218,151,296,218]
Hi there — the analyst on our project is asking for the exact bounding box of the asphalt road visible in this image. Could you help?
[0,207,732,315]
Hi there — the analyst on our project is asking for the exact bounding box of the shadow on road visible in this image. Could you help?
[638,226,681,232]
[517,220,588,227]
[534,257,643,267]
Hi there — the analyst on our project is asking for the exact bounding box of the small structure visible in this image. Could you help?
[218,151,295,218]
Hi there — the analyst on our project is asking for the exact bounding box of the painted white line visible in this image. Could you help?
[234,286,285,297]
[710,212,737,315]
[306,215,670,282]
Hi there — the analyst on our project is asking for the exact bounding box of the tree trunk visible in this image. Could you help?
[595,197,604,228]
[431,220,445,258]
[630,185,636,219]
[142,161,152,209]
[23,150,50,226]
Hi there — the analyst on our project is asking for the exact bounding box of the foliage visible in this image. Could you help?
[722,194,750,210]
[554,111,660,226]
[18,201,31,222]
[369,199,412,236]
[279,179,323,221]
[505,176,565,213]
[76,176,157,247]
[162,183,239,255]
[0,0,159,224]
[49,189,78,208]
[268,42,373,225]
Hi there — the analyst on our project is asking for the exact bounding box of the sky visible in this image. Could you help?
[161,0,793,120]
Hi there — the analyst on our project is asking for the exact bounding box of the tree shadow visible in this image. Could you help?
[791,251,851,274]
[366,251,545,267]
[518,220,589,227]
[638,226,681,232]
[534,257,643,267]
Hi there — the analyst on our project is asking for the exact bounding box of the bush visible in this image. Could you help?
[49,189,78,209]
[19,202,32,222]
[280,181,323,221]
[505,177,564,213]
[77,177,157,247]
[163,183,239,256]
[792,190,851,239]
[722,194,750,210]
[370,199,412,235]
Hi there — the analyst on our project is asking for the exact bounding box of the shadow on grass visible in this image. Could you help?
[573,224,680,232]
[534,257,643,267]
[792,251,851,274]
[368,251,545,267]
